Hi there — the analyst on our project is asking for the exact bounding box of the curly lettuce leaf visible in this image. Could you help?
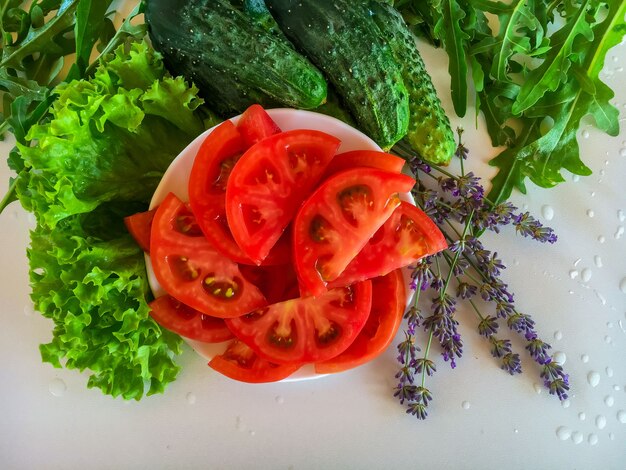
[31,213,182,400]
[15,40,204,228]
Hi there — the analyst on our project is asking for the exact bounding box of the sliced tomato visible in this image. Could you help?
[226,280,373,364]
[209,339,302,383]
[150,192,267,319]
[323,150,405,178]
[124,208,156,253]
[328,201,447,288]
[293,168,415,296]
[149,295,234,343]
[187,119,289,265]
[225,129,340,264]
[236,104,282,147]
[239,263,300,305]
[315,270,406,374]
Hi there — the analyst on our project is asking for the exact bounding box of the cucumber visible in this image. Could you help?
[145,0,327,116]
[265,0,409,150]
[369,1,456,165]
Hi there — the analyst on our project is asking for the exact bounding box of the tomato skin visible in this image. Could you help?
[209,339,301,383]
[150,192,267,319]
[225,280,373,365]
[328,201,447,288]
[323,150,405,178]
[236,104,282,147]
[293,168,415,297]
[315,270,406,374]
[149,295,234,343]
[124,208,156,253]
[225,129,341,264]
[187,120,290,265]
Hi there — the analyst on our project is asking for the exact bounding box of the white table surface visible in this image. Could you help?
[1,8,624,470]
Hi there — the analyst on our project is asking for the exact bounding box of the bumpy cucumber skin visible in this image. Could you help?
[145,0,327,116]
[370,1,456,165]
[265,0,409,151]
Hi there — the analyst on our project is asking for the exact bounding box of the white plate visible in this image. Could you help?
[146,108,415,381]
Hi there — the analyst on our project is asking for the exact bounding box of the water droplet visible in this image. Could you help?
[596,415,607,429]
[620,277,626,294]
[49,378,67,397]
[588,371,601,387]
[574,258,582,267]
[571,431,584,444]
[553,330,563,340]
[249,430,256,436]
[614,385,621,391]
[588,433,599,446]
[579,412,586,421]
[582,129,590,139]
[595,290,607,305]
[556,426,571,440]
[598,235,606,243]
[275,395,285,405]
[617,410,626,424]
[619,209,625,222]
[23,303,35,316]
[586,209,595,218]
[513,428,519,434]
[581,268,592,282]
[553,351,567,365]
[605,335,613,344]
[609,432,615,441]
[572,174,580,182]
[615,226,624,239]
[541,205,554,220]
[606,367,614,378]
[594,256,603,268]
[461,400,471,410]
[581,354,590,363]
[620,148,626,157]
[561,399,571,409]
[186,392,196,405]
[605,395,615,407]
[534,383,543,394]
[569,270,579,279]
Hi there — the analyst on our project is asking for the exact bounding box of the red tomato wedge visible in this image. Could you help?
[226,281,373,365]
[293,168,415,296]
[187,119,290,265]
[239,263,300,305]
[323,150,405,178]
[149,295,234,343]
[315,270,406,374]
[209,339,301,383]
[225,129,341,264]
[150,192,267,319]
[328,201,447,288]
[124,208,156,253]
[236,104,282,147]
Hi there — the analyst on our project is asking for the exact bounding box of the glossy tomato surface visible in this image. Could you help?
[225,129,340,264]
[315,270,406,374]
[209,339,302,383]
[150,192,267,318]
[187,119,290,265]
[328,201,447,287]
[293,168,415,296]
[226,281,373,365]
[236,104,282,147]
[124,208,156,253]
[323,150,405,178]
[149,295,234,343]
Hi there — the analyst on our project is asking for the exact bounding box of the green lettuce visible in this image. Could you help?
[13,40,211,399]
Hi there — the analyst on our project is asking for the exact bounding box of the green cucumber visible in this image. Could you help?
[370,1,456,164]
[145,0,327,116]
[265,0,409,150]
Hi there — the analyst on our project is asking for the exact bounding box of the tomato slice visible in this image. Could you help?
[323,150,405,178]
[188,119,290,265]
[328,201,447,288]
[124,208,156,253]
[293,168,415,296]
[209,339,302,383]
[236,104,282,147]
[226,280,373,364]
[315,270,406,374]
[150,192,267,318]
[239,263,300,305]
[149,295,234,343]
[225,129,341,264]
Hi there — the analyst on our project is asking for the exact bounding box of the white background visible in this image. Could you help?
[0,4,624,469]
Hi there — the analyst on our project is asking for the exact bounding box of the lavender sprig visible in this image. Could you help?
[392,133,567,419]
